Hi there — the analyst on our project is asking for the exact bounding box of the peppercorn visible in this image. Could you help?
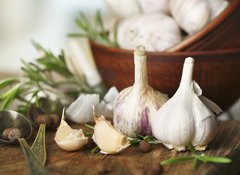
[96,162,108,174]
[37,115,52,125]
[139,140,152,153]
[2,127,22,141]
[49,114,60,127]
[147,164,163,175]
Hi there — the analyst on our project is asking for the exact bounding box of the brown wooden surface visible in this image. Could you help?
[0,121,240,175]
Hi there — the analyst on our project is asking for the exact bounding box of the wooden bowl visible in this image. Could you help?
[169,0,240,51]
[91,41,240,109]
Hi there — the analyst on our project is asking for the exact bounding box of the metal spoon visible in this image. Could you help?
[0,110,32,144]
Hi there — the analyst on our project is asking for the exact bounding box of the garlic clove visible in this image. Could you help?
[93,111,130,154]
[66,94,99,123]
[54,109,88,151]
[66,87,118,123]
[199,96,222,115]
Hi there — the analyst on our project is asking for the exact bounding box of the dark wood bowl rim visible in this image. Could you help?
[90,40,240,57]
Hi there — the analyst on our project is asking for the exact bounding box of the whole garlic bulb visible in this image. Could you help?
[116,13,182,51]
[169,0,211,35]
[103,0,170,19]
[113,45,168,137]
[208,0,228,20]
[152,57,222,151]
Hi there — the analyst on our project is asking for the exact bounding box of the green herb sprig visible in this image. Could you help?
[69,10,119,48]
[128,134,161,145]
[0,43,104,115]
[160,143,232,170]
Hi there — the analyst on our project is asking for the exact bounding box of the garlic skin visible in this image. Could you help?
[152,57,222,151]
[54,109,88,151]
[170,0,211,35]
[113,45,168,137]
[93,113,130,154]
[116,14,182,51]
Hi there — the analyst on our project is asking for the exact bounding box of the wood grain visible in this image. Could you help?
[0,121,240,175]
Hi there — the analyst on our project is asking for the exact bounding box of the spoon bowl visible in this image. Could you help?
[0,110,32,144]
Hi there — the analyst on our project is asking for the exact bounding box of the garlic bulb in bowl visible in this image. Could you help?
[113,45,168,137]
[169,0,211,35]
[152,57,222,151]
[116,13,182,51]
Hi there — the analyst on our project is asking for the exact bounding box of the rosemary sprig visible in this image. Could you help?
[0,43,104,115]
[128,134,161,145]
[69,10,119,48]
[160,143,232,170]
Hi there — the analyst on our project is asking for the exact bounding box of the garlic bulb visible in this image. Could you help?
[170,0,211,35]
[103,0,141,19]
[113,45,168,137]
[152,57,222,151]
[54,109,88,151]
[116,13,182,51]
[208,0,228,20]
[138,0,170,15]
[66,87,119,123]
[93,112,130,154]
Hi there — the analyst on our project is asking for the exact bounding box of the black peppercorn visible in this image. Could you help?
[139,140,152,153]
[147,163,163,175]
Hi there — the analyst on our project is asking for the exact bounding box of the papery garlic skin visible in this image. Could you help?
[116,14,182,52]
[55,109,88,151]
[152,57,221,151]
[93,113,130,154]
[113,46,168,137]
[170,0,211,35]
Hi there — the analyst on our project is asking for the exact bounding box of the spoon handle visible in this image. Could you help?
[19,138,49,175]
[31,124,47,165]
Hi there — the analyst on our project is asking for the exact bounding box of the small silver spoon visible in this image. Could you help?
[0,110,32,144]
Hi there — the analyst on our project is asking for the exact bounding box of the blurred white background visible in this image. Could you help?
[0,0,109,74]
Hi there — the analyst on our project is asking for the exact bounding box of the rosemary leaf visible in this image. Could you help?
[160,156,195,166]
[193,159,201,170]
[0,78,19,90]
[196,155,232,164]
[85,123,94,130]
[18,138,49,175]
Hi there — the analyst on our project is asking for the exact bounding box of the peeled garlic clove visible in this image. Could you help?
[152,57,220,151]
[54,109,88,151]
[113,45,168,137]
[170,0,211,35]
[115,14,182,51]
[93,113,130,154]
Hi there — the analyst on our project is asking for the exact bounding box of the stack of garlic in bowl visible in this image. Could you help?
[91,0,240,109]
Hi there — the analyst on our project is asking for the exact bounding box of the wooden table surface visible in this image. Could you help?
[0,121,240,175]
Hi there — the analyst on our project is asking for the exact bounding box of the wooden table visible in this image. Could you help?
[0,121,240,175]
